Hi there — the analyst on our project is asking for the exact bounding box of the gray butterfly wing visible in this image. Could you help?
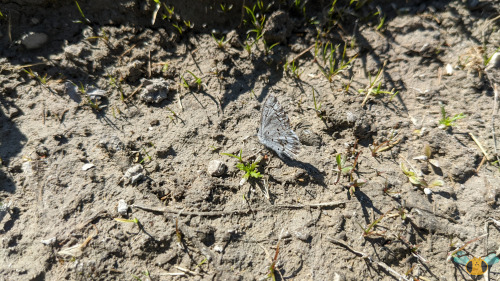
[258,95,301,159]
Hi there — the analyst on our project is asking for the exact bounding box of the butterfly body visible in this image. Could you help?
[452,250,500,276]
[258,95,301,160]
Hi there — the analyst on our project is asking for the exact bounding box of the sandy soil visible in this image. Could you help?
[1,0,500,280]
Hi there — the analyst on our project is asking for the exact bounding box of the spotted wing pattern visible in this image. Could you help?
[257,95,301,160]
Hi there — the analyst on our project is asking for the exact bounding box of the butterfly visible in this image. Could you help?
[258,94,301,160]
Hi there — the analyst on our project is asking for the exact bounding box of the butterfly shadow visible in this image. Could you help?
[282,157,327,187]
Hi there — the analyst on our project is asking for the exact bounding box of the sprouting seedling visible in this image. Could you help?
[311,87,323,119]
[369,130,400,157]
[73,0,91,24]
[172,23,183,35]
[413,143,440,168]
[484,47,500,66]
[132,270,150,281]
[438,104,466,129]
[334,153,353,185]
[162,4,175,20]
[183,20,193,29]
[22,68,49,85]
[359,61,399,106]
[284,59,303,79]
[400,162,444,194]
[374,8,386,31]
[211,34,227,49]
[185,70,203,90]
[114,217,141,229]
[316,42,358,83]
[256,0,272,13]
[108,75,125,101]
[292,0,307,17]
[262,39,279,56]
[219,3,233,13]
[138,146,153,164]
[268,238,281,281]
[348,178,367,195]
[244,4,266,38]
[356,213,386,238]
[221,149,263,185]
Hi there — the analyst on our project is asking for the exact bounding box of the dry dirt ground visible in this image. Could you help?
[1,0,500,280]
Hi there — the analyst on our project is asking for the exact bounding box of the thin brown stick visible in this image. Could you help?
[132,201,345,217]
[327,237,411,281]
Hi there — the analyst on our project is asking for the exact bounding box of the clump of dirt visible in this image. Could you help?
[1,0,500,280]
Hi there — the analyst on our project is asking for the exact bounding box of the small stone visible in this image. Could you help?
[81,163,95,171]
[117,199,128,215]
[298,129,321,147]
[41,237,56,246]
[22,162,33,176]
[424,188,433,195]
[21,32,48,49]
[445,64,453,75]
[294,229,311,241]
[207,160,227,177]
[124,165,145,184]
[213,244,224,253]
[8,107,20,119]
[140,78,171,104]
[87,88,107,102]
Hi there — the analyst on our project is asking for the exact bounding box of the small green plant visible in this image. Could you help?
[359,62,398,106]
[108,75,125,101]
[185,70,203,89]
[23,68,49,85]
[244,4,266,39]
[262,39,279,56]
[374,8,386,31]
[243,35,260,56]
[315,43,358,82]
[369,131,400,157]
[438,104,466,129]
[138,145,153,164]
[311,88,323,119]
[220,3,233,13]
[183,20,193,29]
[400,162,444,191]
[334,154,353,184]
[211,34,227,49]
[73,0,91,24]
[284,59,304,79]
[356,213,386,238]
[172,23,183,35]
[221,149,263,185]
[115,217,140,225]
[484,47,500,66]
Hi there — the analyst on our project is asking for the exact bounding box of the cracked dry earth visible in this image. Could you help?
[1,0,500,280]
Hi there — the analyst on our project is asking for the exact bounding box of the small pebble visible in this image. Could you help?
[41,237,57,246]
[124,165,145,184]
[82,163,95,171]
[21,32,48,49]
[207,160,227,177]
[117,199,128,216]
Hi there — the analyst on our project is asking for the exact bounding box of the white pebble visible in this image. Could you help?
[117,199,128,215]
